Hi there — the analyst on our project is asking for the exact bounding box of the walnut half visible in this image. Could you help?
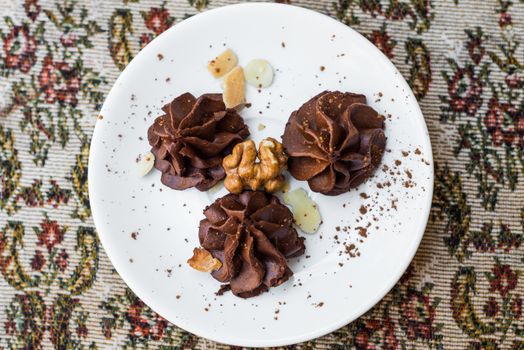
[223,138,288,194]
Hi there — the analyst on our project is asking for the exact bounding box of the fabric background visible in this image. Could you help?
[1,0,523,348]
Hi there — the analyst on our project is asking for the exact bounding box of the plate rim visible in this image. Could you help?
[88,2,434,347]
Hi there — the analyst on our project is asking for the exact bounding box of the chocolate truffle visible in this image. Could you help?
[282,91,386,195]
[148,93,250,191]
[197,191,305,298]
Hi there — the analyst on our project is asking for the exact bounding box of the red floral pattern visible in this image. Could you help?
[399,289,436,340]
[24,0,42,22]
[484,297,499,317]
[139,5,175,47]
[447,67,483,116]
[30,250,46,271]
[368,24,396,59]
[489,263,518,298]
[511,296,522,319]
[142,7,172,35]
[35,217,67,252]
[55,249,69,272]
[128,299,167,340]
[3,24,37,73]
[484,98,523,147]
[38,55,81,106]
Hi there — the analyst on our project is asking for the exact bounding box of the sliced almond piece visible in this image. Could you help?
[283,188,322,234]
[244,59,274,88]
[223,66,246,108]
[207,49,238,78]
[187,248,222,272]
[137,152,155,176]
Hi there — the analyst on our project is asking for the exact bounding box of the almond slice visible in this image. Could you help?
[207,49,238,78]
[283,188,322,234]
[187,248,222,272]
[244,59,274,88]
[137,152,155,176]
[223,66,246,108]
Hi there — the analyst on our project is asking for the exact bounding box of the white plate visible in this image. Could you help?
[89,3,433,347]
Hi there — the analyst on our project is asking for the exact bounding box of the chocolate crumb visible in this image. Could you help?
[402,150,409,157]
[215,284,231,296]
[395,160,402,166]
[157,53,164,60]
[415,148,422,155]
[391,199,398,210]
[281,42,286,48]
[357,227,367,237]
[345,244,356,257]
[360,193,369,199]
[131,232,138,240]
[320,66,325,71]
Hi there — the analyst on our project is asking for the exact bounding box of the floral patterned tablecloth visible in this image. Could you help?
[1,0,523,348]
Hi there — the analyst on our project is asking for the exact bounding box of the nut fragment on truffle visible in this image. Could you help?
[282,91,386,195]
[223,138,287,194]
[196,191,305,298]
[188,248,222,272]
[207,48,238,78]
[147,93,249,191]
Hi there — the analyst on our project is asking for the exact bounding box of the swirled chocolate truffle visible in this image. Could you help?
[282,91,386,195]
[148,93,249,191]
[198,191,305,298]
